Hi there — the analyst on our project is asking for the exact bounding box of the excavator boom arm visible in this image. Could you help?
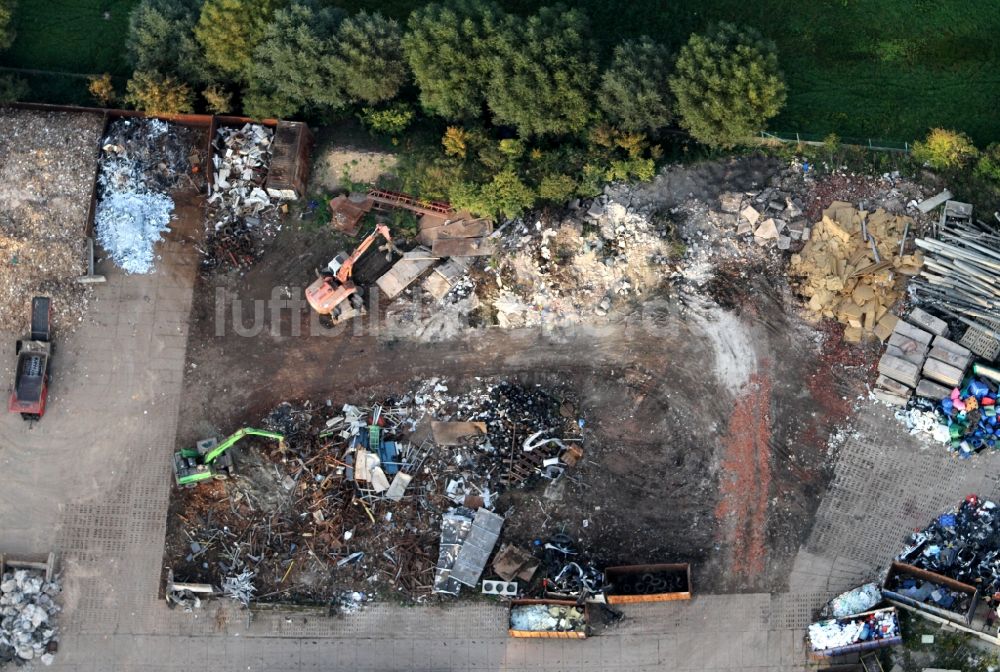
[335,224,394,283]
[204,427,285,464]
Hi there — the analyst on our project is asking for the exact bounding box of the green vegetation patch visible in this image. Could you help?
[0,0,138,76]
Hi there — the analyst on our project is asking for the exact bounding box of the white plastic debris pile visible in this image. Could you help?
[509,603,586,633]
[208,124,275,230]
[95,119,186,274]
[808,608,900,653]
[829,582,882,619]
[0,570,61,665]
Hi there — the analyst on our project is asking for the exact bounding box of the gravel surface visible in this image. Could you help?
[0,109,104,332]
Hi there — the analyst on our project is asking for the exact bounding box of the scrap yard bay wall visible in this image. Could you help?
[8,102,312,238]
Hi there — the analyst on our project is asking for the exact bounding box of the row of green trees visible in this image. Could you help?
[121,0,786,146]
[111,0,789,216]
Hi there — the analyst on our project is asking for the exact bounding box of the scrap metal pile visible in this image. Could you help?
[95,118,203,274]
[885,571,972,615]
[898,495,1000,592]
[203,124,277,272]
[0,109,103,330]
[168,378,582,603]
[0,570,60,666]
[912,201,1000,351]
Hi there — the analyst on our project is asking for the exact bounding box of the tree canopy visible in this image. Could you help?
[125,71,195,114]
[403,0,507,120]
[669,22,786,147]
[195,0,279,81]
[127,0,210,85]
[912,128,978,170]
[333,11,407,105]
[244,3,346,119]
[485,5,597,137]
[599,37,674,133]
[0,0,16,51]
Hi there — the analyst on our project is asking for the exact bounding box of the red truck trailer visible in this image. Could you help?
[8,297,52,421]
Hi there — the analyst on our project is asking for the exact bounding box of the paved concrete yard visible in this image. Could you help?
[4,201,1000,670]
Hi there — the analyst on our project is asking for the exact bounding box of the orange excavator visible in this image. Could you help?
[306,223,397,324]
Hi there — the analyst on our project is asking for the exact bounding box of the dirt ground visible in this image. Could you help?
[168,157,886,598]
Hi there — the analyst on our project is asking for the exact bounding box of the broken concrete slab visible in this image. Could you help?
[916,378,952,400]
[877,374,913,397]
[932,335,972,360]
[908,308,948,337]
[927,346,971,371]
[873,388,910,406]
[916,189,953,214]
[892,320,933,346]
[878,354,921,388]
[376,246,437,299]
[922,358,964,387]
[741,205,760,226]
[422,256,472,300]
[754,218,779,240]
[431,236,496,258]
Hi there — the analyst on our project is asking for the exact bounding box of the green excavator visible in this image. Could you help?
[173,427,285,488]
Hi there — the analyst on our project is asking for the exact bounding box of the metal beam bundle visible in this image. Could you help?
[912,217,1000,335]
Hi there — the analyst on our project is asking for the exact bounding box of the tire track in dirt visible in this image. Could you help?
[715,368,773,580]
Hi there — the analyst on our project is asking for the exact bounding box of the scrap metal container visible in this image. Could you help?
[265,121,313,200]
[882,560,978,626]
[508,599,589,639]
[808,607,902,659]
[605,562,691,604]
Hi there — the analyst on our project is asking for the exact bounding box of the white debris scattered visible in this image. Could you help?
[208,124,275,230]
[0,570,61,665]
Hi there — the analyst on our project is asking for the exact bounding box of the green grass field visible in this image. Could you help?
[2,0,999,145]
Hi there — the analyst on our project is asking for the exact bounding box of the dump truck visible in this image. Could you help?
[8,297,52,421]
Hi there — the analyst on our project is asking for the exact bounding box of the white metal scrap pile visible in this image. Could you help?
[208,124,275,230]
[0,570,60,666]
[95,119,179,274]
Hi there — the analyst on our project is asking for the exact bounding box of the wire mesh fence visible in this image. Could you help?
[759,130,911,153]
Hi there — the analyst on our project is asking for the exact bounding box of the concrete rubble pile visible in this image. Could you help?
[488,197,688,328]
[203,124,277,271]
[790,201,923,342]
[730,187,807,250]
[0,570,60,666]
[0,109,104,330]
[899,496,1000,591]
[95,119,200,274]
[169,378,583,604]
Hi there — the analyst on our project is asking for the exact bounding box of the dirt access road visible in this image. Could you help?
[176,157,867,594]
